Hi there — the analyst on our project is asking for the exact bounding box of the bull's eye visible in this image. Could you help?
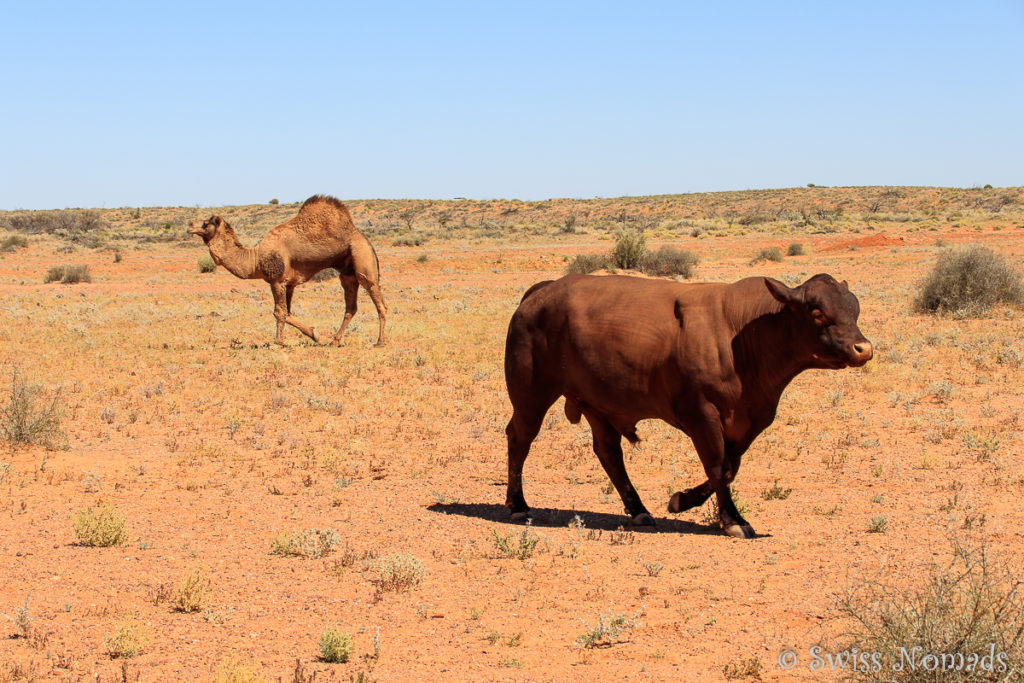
[811,309,829,326]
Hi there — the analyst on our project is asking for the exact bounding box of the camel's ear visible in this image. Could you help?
[765,277,804,306]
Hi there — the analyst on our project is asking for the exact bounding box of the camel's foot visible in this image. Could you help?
[630,512,656,527]
[374,339,387,348]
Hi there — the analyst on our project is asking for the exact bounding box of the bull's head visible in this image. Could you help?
[187,215,227,242]
[765,274,873,368]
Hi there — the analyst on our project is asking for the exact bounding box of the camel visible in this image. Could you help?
[189,195,387,346]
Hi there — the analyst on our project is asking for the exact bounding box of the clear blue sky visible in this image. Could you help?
[2,1,1021,209]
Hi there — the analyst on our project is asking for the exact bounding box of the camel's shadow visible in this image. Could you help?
[426,502,719,536]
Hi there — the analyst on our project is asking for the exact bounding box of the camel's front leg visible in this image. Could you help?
[271,283,320,344]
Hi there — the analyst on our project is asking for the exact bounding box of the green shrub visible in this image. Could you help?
[641,246,699,278]
[198,255,217,273]
[0,370,66,449]
[319,626,354,663]
[787,242,805,256]
[914,245,1024,316]
[566,253,612,274]
[72,505,129,547]
[749,247,783,265]
[834,535,1024,681]
[612,228,647,270]
[44,264,92,284]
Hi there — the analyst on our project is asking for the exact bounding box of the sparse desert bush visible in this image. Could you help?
[214,655,268,683]
[105,617,151,658]
[3,592,33,638]
[566,253,612,274]
[723,656,763,680]
[6,209,106,235]
[173,568,211,613]
[576,610,641,649]
[867,516,889,533]
[311,267,339,282]
[198,254,217,273]
[43,263,92,284]
[319,625,354,663]
[760,481,793,501]
[914,245,1023,316]
[72,505,129,547]
[0,234,28,252]
[492,526,542,560]
[270,529,340,558]
[369,554,425,592]
[392,234,427,247]
[787,242,805,256]
[834,534,1024,681]
[612,227,647,270]
[750,247,783,265]
[0,370,66,449]
[641,246,699,278]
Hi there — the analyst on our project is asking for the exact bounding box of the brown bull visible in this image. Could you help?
[503,273,873,538]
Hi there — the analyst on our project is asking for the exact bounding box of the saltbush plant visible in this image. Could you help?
[915,245,1023,316]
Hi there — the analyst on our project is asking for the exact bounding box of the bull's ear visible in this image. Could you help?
[765,277,803,306]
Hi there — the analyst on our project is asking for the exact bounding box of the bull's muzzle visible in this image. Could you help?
[849,340,873,366]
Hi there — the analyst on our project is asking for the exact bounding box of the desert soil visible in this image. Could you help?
[1,209,1023,681]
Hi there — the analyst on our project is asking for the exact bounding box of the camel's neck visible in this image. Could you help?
[208,229,260,280]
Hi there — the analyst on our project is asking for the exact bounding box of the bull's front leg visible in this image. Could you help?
[672,405,755,538]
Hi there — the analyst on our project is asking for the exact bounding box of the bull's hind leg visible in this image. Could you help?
[504,404,551,522]
[584,413,654,526]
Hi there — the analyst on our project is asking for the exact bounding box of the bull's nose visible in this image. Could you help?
[852,341,873,363]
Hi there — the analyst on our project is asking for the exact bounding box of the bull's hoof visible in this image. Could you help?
[510,511,531,524]
[723,523,756,539]
[630,512,656,527]
[668,490,702,513]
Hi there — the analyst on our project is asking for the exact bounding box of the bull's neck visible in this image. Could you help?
[208,230,261,280]
[727,290,815,398]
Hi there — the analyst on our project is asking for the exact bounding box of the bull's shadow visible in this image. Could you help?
[427,502,721,535]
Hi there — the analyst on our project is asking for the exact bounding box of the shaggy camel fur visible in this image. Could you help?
[189,195,387,346]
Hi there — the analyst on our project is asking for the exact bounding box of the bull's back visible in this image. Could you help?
[507,275,690,400]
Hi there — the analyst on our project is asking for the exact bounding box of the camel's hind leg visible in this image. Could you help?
[330,274,359,345]
[270,282,320,344]
[358,273,387,347]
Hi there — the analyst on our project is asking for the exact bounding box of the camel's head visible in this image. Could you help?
[188,215,229,242]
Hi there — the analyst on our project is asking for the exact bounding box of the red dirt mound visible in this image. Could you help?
[822,234,906,252]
